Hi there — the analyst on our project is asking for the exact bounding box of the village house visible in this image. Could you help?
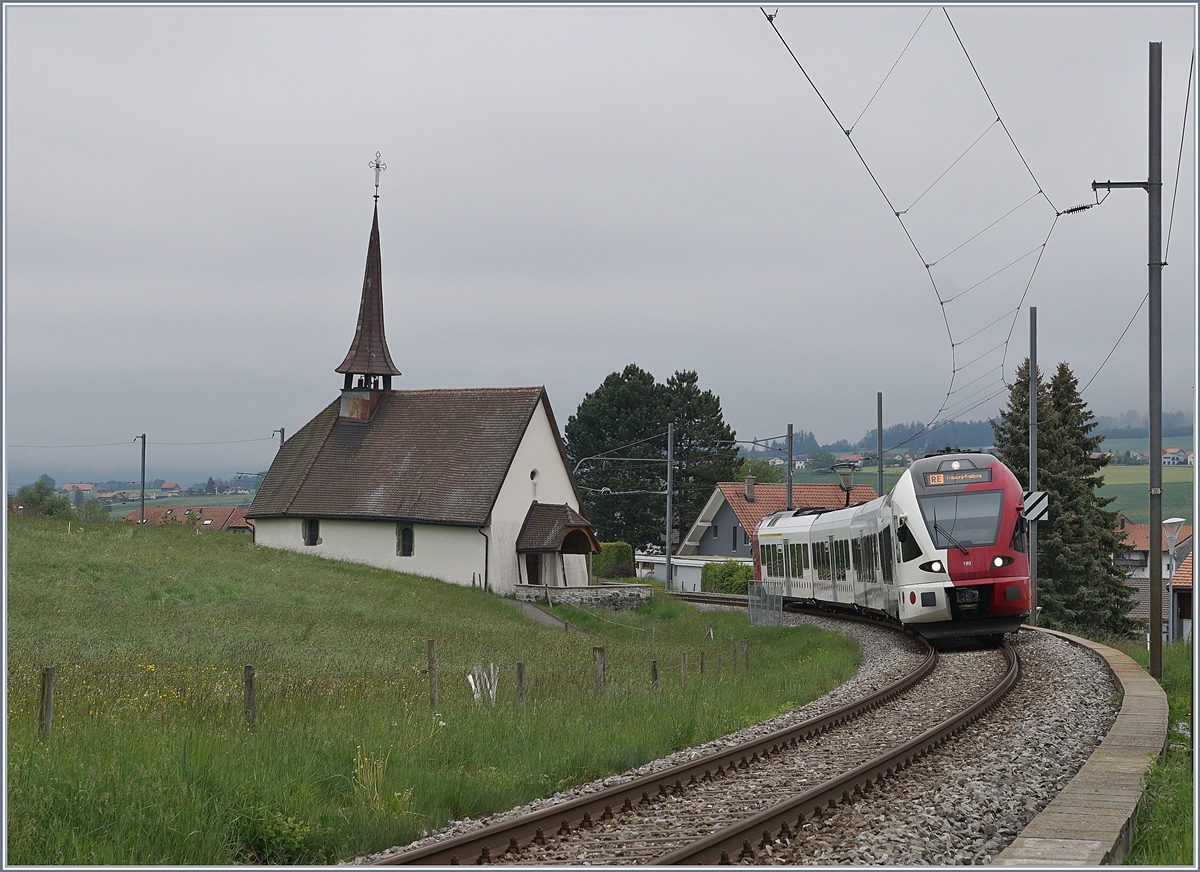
[639,477,879,589]
[1115,513,1193,639]
[122,506,253,532]
[1162,447,1190,466]
[246,185,599,594]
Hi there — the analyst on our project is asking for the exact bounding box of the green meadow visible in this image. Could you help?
[6,518,858,864]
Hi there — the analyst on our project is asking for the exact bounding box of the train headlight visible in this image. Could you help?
[992,555,1015,568]
[918,560,945,573]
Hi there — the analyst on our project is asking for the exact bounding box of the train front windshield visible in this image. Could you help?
[917,490,1004,549]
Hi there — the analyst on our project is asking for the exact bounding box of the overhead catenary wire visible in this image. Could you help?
[1164,47,1194,264]
[760,6,1062,451]
[847,7,934,134]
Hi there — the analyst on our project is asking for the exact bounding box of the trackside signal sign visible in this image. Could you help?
[1023,491,1049,522]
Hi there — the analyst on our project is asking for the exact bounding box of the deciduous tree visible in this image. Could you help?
[564,365,739,550]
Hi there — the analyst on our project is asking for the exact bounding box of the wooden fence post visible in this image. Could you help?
[743,638,749,670]
[731,638,737,673]
[699,651,705,677]
[517,662,526,702]
[593,646,605,688]
[681,652,688,689]
[428,640,438,711]
[244,665,256,732]
[38,666,54,741]
[650,660,659,693]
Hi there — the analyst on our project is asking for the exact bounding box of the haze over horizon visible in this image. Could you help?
[5,5,1196,489]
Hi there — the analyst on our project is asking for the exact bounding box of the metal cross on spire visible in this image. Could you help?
[369,151,387,200]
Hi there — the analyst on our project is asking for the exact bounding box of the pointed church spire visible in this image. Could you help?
[336,156,401,390]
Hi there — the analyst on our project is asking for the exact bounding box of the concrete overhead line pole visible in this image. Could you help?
[1092,42,1163,679]
[136,433,146,526]
[664,422,674,591]
[786,424,794,511]
[1029,308,1038,627]
[877,393,884,498]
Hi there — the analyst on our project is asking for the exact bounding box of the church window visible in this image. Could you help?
[303,519,319,546]
[397,525,414,557]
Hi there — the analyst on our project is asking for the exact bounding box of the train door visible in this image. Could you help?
[782,537,793,598]
[833,538,853,604]
[812,539,833,602]
[793,539,814,600]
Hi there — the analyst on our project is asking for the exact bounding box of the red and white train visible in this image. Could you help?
[752,452,1031,641]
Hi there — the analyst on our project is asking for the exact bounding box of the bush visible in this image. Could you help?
[701,560,754,595]
[593,542,634,579]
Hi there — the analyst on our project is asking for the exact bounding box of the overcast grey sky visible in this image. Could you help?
[4,3,1196,487]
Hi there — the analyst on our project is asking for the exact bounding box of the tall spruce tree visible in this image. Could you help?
[1041,362,1136,636]
[992,359,1136,637]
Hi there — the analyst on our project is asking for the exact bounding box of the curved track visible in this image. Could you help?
[376,609,981,866]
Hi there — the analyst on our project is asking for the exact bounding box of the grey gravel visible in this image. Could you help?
[349,617,1117,866]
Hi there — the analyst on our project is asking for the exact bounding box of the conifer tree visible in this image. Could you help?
[992,359,1136,637]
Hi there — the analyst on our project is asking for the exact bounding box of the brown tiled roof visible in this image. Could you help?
[1173,553,1192,589]
[515,502,600,554]
[248,387,578,527]
[336,203,401,378]
[1117,521,1193,553]
[121,506,250,531]
[717,482,879,536]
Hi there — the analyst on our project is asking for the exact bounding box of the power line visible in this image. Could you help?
[761,7,1061,446]
[1165,47,1194,264]
[1080,292,1149,396]
[943,7,1059,214]
[848,7,934,134]
[11,436,280,449]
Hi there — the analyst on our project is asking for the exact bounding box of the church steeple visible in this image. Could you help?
[336,153,401,391]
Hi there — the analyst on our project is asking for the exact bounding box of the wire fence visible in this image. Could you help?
[10,639,756,739]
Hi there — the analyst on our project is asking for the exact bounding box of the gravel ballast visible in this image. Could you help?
[351,615,1118,866]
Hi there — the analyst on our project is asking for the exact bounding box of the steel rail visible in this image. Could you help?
[374,619,934,866]
[649,641,1021,865]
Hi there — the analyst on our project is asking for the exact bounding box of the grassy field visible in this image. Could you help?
[1098,466,1193,525]
[1099,436,1193,454]
[6,518,858,864]
[106,492,254,520]
[1107,637,1193,865]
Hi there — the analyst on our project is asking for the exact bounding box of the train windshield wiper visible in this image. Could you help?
[934,521,970,555]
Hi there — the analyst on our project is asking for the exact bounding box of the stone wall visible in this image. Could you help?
[514,583,652,611]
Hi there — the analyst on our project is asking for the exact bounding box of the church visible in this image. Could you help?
[247,161,599,593]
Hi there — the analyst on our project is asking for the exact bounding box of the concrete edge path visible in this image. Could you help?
[502,598,592,634]
[993,626,1169,866]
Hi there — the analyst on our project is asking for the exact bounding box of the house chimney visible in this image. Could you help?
[745,474,756,503]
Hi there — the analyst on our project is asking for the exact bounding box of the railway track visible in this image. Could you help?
[375,610,1021,866]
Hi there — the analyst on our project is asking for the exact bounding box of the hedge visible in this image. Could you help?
[701,560,754,595]
[593,542,635,579]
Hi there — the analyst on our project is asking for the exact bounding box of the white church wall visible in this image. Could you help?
[254,517,487,587]
[490,397,587,593]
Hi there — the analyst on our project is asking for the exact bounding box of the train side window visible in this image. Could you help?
[880,531,894,582]
[896,523,922,562]
[1010,516,1027,553]
[814,541,831,581]
[850,538,862,573]
[759,544,768,571]
[802,542,810,571]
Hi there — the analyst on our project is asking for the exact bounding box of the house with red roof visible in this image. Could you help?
[122,506,253,532]
[247,185,598,594]
[1115,513,1193,638]
[678,477,879,560]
